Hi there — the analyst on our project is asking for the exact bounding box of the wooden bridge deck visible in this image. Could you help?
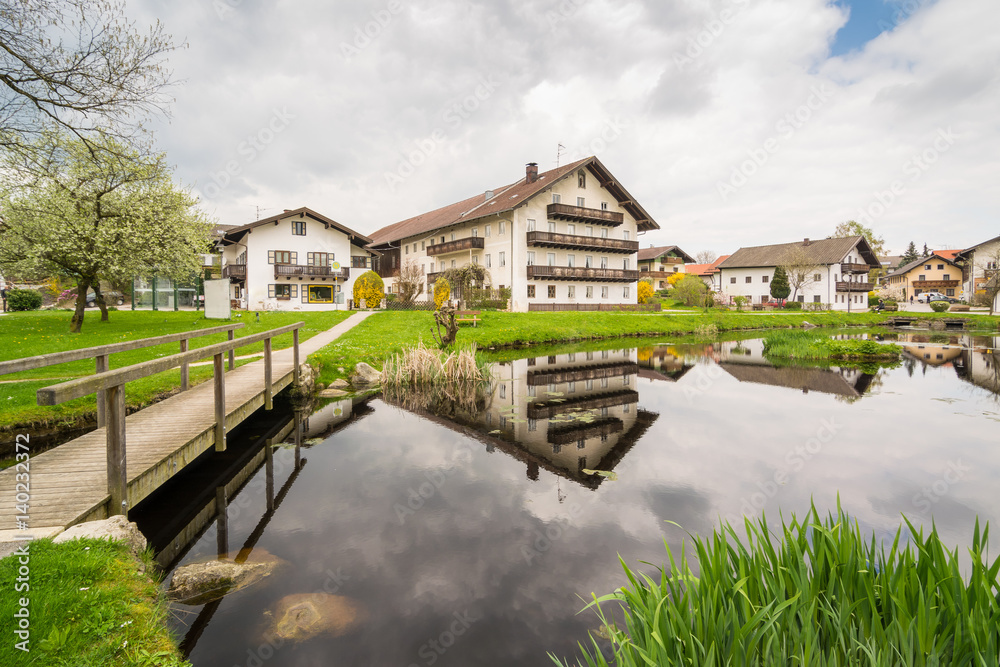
[0,311,374,535]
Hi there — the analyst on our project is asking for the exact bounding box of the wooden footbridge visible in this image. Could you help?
[0,312,373,537]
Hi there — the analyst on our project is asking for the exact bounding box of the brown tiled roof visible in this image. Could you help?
[717,236,878,270]
[636,245,694,263]
[220,207,373,247]
[367,156,659,248]
[956,235,1000,260]
[884,252,962,279]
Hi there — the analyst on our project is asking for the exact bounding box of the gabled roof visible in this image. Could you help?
[717,236,878,270]
[956,235,1000,260]
[684,255,731,276]
[367,156,660,248]
[219,207,373,248]
[884,252,961,279]
[636,245,695,263]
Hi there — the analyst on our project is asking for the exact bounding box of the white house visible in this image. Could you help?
[366,157,660,312]
[716,236,879,311]
[955,234,1000,305]
[217,207,376,310]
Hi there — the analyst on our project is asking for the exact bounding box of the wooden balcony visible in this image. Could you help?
[222,264,246,280]
[836,281,872,293]
[527,389,639,420]
[427,271,442,284]
[912,279,959,290]
[527,361,639,387]
[274,264,350,280]
[547,203,624,227]
[841,262,870,274]
[426,237,485,257]
[526,231,637,254]
[548,417,624,445]
[527,265,639,282]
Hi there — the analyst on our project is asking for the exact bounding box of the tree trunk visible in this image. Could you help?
[93,283,109,321]
[70,279,91,333]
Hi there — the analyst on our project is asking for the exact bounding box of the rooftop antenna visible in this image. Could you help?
[252,205,272,221]
[556,143,566,167]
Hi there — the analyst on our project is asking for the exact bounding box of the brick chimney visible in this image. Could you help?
[526,162,538,183]
[803,238,811,246]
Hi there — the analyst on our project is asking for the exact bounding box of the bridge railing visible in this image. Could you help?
[0,323,245,427]
[31,322,304,516]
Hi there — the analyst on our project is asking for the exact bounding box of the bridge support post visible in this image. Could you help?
[215,486,228,559]
[180,339,190,391]
[293,329,300,387]
[95,354,108,428]
[263,338,273,410]
[265,445,274,512]
[214,353,226,451]
[227,329,235,371]
[106,384,127,516]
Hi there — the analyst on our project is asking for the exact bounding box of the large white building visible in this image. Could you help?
[367,157,661,312]
[217,207,376,310]
[716,236,879,311]
[955,234,1000,306]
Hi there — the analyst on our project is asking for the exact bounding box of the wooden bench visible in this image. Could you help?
[456,310,481,327]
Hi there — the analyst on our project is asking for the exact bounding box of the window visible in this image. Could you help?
[450,232,456,241]
[568,381,576,393]
[578,170,586,188]
[623,258,630,270]
[404,244,409,254]
[577,197,585,207]
[527,251,535,266]
[499,252,505,267]
[925,264,931,270]
[421,241,425,251]
[762,275,769,283]
[528,419,536,432]
[730,277,736,284]
[308,285,334,303]
[428,261,434,272]
[946,288,955,296]
[269,283,295,299]
[471,228,478,237]
[585,255,593,268]
[601,286,609,299]
[918,274,926,281]
[745,276,752,283]
[292,220,306,236]
[527,219,535,232]
[547,252,556,266]
[527,285,536,298]
[548,221,556,232]
[943,273,950,280]
[552,193,561,204]
[623,286,630,299]
[601,202,609,211]
[814,273,822,281]
[485,224,491,237]
[798,295,805,303]
[269,250,293,264]
[586,380,594,390]
[352,256,368,268]
[451,259,456,268]
[548,285,556,298]
[814,295,821,303]
[601,257,608,269]
[586,286,593,298]
[472,255,478,265]
[499,220,505,234]
[485,254,491,268]
[567,223,575,234]
[567,254,575,267]
[623,230,629,240]
[833,274,838,282]
[567,285,575,298]
[307,252,331,267]
[586,226,593,236]
[937,264,944,270]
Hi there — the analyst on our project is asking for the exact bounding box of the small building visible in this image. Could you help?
[883,251,963,301]
[217,207,376,310]
[716,236,879,310]
[636,245,694,289]
[683,254,730,291]
[955,235,1000,304]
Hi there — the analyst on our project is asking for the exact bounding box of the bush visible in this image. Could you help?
[352,270,384,308]
[782,301,802,310]
[637,281,655,304]
[6,288,43,311]
[433,278,450,310]
[868,290,879,307]
[465,287,510,310]
[929,301,950,312]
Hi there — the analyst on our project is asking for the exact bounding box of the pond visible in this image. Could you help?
[132,330,1000,667]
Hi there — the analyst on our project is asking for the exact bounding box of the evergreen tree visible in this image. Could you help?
[922,243,930,257]
[899,242,919,267]
[770,266,791,303]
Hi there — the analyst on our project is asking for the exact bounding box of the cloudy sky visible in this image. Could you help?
[133,0,999,257]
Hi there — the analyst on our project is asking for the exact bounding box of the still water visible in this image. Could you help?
[139,331,1000,667]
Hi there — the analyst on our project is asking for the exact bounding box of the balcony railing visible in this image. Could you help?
[841,262,870,274]
[912,279,959,290]
[527,361,639,386]
[836,281,871,292]
[222,264,246,279]
[274,264,350,280]
[526,231,637,254]
[547,203,624,227]
[527,265,639,282]
[426,237,485,257]
[527,389,639,420]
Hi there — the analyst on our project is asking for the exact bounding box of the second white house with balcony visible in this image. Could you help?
[218,207,376,310]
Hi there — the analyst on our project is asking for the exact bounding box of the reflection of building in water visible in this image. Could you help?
[899,336,964,367]
[636,345,694,382]
[954,335,1000,397]
[715,339,875,398]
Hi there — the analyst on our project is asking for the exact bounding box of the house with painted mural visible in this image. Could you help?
[217,207,376,310]
[636,245,694,289]
[716,236,879,310]
[366,157,660,312]
[882,250,963,301]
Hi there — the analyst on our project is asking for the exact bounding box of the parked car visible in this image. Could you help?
[928,294,959,304]
[85,289,124,307]
[916,292,945,303]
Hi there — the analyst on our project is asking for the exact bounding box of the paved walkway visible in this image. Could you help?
[0,311,375,540]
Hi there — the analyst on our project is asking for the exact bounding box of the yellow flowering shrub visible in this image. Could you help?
[434,278,450,310]
[353,270,384,308]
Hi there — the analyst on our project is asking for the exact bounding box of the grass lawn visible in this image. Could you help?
[0,538,189,666]
[0,309,352,432]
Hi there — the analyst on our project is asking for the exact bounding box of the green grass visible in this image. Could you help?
[762,330,903,361]
[553,504,1000,667]
[0,538,190,666]
[0,310,352,431]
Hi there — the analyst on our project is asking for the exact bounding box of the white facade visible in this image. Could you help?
[385,165,645,312]
[718,242,872,311]
[220,210,374,311]
[959,237,1000,303]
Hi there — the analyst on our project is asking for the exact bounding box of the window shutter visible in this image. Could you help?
[268,250,275,264]
[302,288,309,303]
[329,255,334,267]
[290,252,297,264]
[291,284,298,298]
[268,284,276,298]
[307,252,313,265]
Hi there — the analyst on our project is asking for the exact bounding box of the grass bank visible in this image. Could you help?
[553,505,1000,666]
[762,329,902,361]
[0,538,189,666]
[0,310,352,432]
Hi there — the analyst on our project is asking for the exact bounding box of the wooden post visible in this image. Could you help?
[106,384,128,516]
[265,445,274,512]
[180,339,189,391]
[95,354,109,428]
[214,353,226,451]
[294,409,302,469]
[263,337,273,410]
[293,328,300,387]
[227,329,235,371]
[215,486,228,559]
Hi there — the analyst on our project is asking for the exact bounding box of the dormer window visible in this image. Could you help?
[292,220,306,236]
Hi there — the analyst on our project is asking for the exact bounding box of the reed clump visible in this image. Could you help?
[553,503,1000,667]
[381,343,492,387]
[763,330,901,361]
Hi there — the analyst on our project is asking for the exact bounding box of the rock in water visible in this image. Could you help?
[268,593,365,643]
[351,362,381,386]
[168,552,284,605]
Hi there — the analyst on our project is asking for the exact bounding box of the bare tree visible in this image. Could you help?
[396,259,423,304]
[780,247,821,302]
[0,0,177,153]
[695,250,718,264]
